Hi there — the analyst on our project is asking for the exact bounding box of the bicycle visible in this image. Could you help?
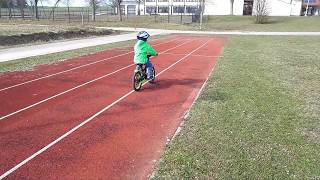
[132,61,155,91]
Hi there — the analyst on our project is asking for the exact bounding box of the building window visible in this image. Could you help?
[173,6,185,13]
[185,0,198,2]
[146,0,156,2]
[127,5,136,15]
[303,0,317,4]
[173,0,184,2]
[186,6,198,13]
[158,0,169,2]
[146,6,157,14]
[158,6,169,13]
[120,5,126,15]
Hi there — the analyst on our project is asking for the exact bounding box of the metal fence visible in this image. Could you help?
[0,6,199,24]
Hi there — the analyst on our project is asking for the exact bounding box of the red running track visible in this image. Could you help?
[0,35,226,179]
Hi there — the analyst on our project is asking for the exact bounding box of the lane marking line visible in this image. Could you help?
[161,52,223,58]
[150,39,220,179]
[0,39,210,180]
[0,40,192,121]
[171,39,220,143]
[0,38,180,92]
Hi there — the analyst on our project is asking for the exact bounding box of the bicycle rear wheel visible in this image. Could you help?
[133,71,143,91]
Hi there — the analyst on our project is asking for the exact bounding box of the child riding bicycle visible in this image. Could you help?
[134,31,158,81]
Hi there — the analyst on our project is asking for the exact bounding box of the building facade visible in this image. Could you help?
[302,0,320,15]
[118,0,313,16]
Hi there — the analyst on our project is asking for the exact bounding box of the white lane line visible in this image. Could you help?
[0,39,210,180]
[0,40,192,121]
[0,38,180,92]
[171,39,218,144]
[161,52,222,58]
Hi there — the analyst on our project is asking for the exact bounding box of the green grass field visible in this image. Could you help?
[202,16,320,31]
[152,36,320,179]
[0,23,87,36]
[1,16,320,33]
[95,16,320,32]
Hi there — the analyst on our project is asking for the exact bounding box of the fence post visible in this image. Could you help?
[87,8,90,23]
[81,11,84,25]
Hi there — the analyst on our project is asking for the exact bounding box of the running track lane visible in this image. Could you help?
[0,35,178,91]
[0,37,189,119]
[0,37,207,174]
[0,36,226,179]
[0,40,199,169]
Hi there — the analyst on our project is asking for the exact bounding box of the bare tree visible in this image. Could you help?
[112,0,122,21]
[50,0,61,21]
[0,0,2,18]
[34,0,39,19]
[7,0,13,19]
[105,0,122,21]
[64,0,71,23]
[254,0,269,24]
[230,0,234,15]
[136,0,143,15]
[86,0,106,21]
[17,0,27,19]
[27,0,35,17]
[90,0,98,21]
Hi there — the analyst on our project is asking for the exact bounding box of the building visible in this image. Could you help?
[205,0,302,16]
[118,0,201,15]
[302,0,320,15]
[118,0,310,16]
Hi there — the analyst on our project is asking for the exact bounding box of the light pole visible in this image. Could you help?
[305,0,310,16]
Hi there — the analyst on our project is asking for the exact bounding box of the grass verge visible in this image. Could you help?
[152,36,320,179]
[1,16,320,32]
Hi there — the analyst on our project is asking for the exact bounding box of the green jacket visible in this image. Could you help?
[134,40,158,64]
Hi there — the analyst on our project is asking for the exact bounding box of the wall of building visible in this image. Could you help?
[120,0,303,16]
[204,0,231,15]
[203,0,250,16]
[266,0,302,16]
[234,0,245,15]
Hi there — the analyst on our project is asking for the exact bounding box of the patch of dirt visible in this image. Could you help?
[0,28,120,46]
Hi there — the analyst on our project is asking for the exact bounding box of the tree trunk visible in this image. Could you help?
[52,7,55,21]
[137,1,140,15]
[230,0,234,15]
[92,3,96,21]
[118,4,122,21]
[7,0,12,19]
[35,0,39,20]
[67,5,70,23]
[9,7,12,19]
[20,7,25,19]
